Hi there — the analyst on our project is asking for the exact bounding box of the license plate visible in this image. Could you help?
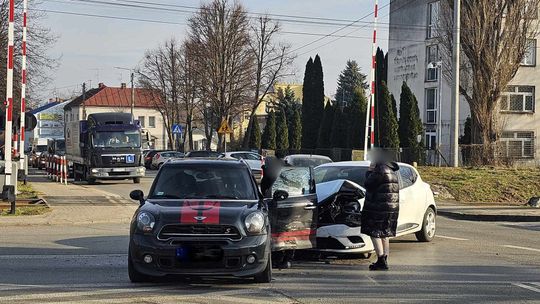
[112,168,126,172]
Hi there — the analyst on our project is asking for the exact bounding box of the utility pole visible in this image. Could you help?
[4,0,15,187]
[130,72,135,123]
[82,83,87,119]
[450,0,461,167]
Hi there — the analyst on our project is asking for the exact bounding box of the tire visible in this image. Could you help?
[415,207,436,242]
[253,254,272,283]
[157,163,163,169]
[133,177,141,184]
[128,250,152,283]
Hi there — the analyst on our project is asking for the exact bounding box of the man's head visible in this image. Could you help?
[368,148,393,165]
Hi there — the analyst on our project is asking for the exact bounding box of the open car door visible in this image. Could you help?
[268,166,318,252]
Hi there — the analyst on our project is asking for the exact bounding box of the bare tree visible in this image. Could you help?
[138,38,183,150]
[179,41,199,151]
[439,0,540,163]
[188,0,255,151]
[0,0,59,108]
[241,15,295,149]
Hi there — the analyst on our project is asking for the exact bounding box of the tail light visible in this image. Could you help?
[155,153,161,159]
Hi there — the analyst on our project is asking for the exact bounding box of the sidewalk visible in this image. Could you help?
[0,174,137,226]
[437,201,540,222]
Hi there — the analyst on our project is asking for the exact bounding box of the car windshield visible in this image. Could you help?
[314,166,369,187]
[289,157,331,167]
[92,131,141,148]
[271,167,313,196]
[149,165,257,200]
[55,140,65,151]
[35,145,47,152]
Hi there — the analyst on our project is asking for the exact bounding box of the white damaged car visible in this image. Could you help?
[314,161,437,256]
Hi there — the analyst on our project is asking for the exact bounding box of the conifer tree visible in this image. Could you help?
[248,118,261,150]
[289,107,302,150]
[347,89,368,149]
[302,55,325,149]
[398,82,424,162]
[378,82,400,149]
[335,60,368,107]
[276,110,289,152]
[301,58,314,149]
[261,111,276,150]
[317,103,335,148]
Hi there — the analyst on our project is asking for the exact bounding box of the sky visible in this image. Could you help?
[37,0,390,103]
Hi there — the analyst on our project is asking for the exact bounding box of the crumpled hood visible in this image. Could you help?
[316,179,365,206]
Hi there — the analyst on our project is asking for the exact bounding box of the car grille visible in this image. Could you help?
[158,224,242,241]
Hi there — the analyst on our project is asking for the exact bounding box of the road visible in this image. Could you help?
[0,170,538,303]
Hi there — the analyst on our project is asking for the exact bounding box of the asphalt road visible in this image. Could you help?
[0,214,538,303]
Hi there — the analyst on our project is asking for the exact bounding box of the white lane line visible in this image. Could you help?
[502,245,540,253]
[436,235,469,241]
[513,283,540,293]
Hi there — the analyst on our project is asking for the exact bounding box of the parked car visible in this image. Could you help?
[185,150,221,158]
[219,151,264,181]
[151,151,184,169]
[313,161,437,255]
[144,150,165,169]
[127,159,318,283]
[284,154,332,168]
[30,144,48,168]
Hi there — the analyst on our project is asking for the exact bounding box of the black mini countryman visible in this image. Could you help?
[128,159,318,283]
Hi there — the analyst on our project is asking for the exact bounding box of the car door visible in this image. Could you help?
[396,166,422,235]
[267,166,318,251]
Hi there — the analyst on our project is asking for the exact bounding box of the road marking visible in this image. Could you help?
[502,245,540,253]
[436,235,469,241]
[513,283,540,293]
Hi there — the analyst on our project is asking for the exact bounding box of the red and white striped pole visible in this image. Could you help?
[363,0,379,160]
[4,0,15,185]
[19,0,28,170]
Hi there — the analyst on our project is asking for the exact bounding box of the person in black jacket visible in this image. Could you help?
[361,151,400,271]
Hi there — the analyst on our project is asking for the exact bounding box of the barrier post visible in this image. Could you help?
[59,156,63,184]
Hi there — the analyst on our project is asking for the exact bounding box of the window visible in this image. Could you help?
[427,1,440,39]
[425,132,437,150]
[500,86,535,113]
[500,131,535,159]
[426,45,440,81]
[425,88,438,124]
[314,166,369,187]
[138,116,145,127]
[521,39,536,66]
[271,167,313,196]
[399,166,417,189]
[149,116,156,128]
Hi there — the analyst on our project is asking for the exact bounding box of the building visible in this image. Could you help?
[26,100,68,150]
[63,83,167,149]
[387,0,539,165]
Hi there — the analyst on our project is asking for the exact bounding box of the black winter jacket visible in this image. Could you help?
[360,162,400,238]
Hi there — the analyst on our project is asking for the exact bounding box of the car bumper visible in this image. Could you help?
[316,225,374,254]
[90,166,145,179]
[129,234,270,278]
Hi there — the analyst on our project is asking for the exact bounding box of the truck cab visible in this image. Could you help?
[66,113,145,184]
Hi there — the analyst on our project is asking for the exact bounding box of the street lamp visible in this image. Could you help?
[428,61,443,166]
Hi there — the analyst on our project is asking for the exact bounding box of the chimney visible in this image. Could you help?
[98,83,105,89]
[120,83,127,89]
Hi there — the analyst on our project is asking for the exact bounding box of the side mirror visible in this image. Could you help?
[273,190,289,201]
[130,190,145,205]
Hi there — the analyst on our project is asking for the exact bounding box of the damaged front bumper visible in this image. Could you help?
[316,225,374,254]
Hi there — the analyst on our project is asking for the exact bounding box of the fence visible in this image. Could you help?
[46,155,68,185]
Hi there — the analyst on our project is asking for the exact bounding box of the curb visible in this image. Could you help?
[438,209,540,222]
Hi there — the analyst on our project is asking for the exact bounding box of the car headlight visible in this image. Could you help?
[137,211,156,233]
[245,212,265,234]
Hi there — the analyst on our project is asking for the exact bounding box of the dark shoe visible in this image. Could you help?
[369,256,388,271]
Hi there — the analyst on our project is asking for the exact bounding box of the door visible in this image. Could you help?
[396,165,422,234]
[268,166,318,251]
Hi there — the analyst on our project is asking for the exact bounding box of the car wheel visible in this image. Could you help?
[415,207,436,242]
[253,254,272,283]
[157,163,163,169]
[128,250,152,283]
[133,177,141,184]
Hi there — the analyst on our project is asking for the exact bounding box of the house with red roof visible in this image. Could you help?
[63,83,167,149]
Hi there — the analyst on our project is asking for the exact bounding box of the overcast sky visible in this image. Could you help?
[38,0,390,102]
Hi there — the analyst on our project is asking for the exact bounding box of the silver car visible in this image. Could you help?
[219,151,264,181]
[151,151,184,169]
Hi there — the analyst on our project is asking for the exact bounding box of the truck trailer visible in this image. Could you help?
[65,113,145,184]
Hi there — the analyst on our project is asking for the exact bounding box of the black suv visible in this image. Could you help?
[128,159,318,283]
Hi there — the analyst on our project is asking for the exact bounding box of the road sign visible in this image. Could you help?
[217,120,232,134]
[172,124,183,135]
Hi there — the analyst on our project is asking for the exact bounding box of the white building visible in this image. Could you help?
[387,0,539,165]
